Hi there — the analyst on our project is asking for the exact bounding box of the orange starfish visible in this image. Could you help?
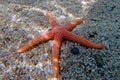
[17,11,105,79]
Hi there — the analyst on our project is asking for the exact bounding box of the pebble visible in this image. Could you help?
[94,54,104,67]
[70,47,80,55]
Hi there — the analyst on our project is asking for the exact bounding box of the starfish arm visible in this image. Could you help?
[63,17,85,31]
[63,31,105,49]
[46,11,58,28]
[52,34,62,78]
[17,31,53,53]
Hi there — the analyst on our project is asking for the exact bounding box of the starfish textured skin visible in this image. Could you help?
[17,11,105,79]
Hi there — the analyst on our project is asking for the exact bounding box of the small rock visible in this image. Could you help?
[70,47,80,55]
[94,54,104,67]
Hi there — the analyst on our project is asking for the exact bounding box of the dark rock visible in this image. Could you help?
[94,54,104,67]
[70,47,79,55]
[88,31,97,38]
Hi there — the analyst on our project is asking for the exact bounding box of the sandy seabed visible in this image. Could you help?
[0,0,120,80]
